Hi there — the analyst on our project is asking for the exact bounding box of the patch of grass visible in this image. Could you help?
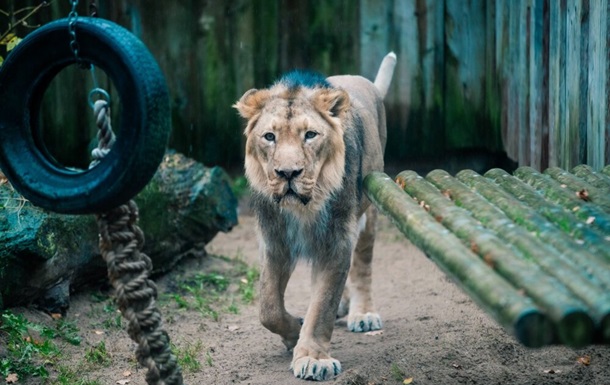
[205,350,214,367]
[84,341,111,367]
[51,366,102,385]
[173,341,204,373]
[239,266,259,304]
[102,314,122,330]
[164,255,259,321]
[86,297,124,331]
[0,311,82,381]
[390,362,406,382]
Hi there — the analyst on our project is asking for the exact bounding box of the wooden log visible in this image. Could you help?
[514,166,610,233]
[571,165,610,194]
[0,152,238,313]
[364,172,553,347]
[485,168,610,263]
[396,170,602,346]
[543,167,610,212]
[425,169,601,347]
[457,169,610,282]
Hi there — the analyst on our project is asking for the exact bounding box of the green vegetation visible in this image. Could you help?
[173,341,204,373]
[0,254,259,383]
[390,362,406,382]
[51,366,101,385]
[0,311,80,382]
[166,256,260,319]
[85,341,112,367]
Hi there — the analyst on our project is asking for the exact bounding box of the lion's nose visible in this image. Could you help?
[275,168,303,180]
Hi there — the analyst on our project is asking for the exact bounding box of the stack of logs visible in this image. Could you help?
[365,165,610,348]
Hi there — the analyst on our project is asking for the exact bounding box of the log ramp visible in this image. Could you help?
[364,164,610,348]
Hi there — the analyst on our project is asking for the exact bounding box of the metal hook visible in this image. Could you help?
[88,87,111,109]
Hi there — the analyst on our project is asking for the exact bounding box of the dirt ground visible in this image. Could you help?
[17,209,610,385]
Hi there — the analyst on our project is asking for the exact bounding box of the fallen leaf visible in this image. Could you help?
[51,313,62,320]
[94,330,104,335]
[442,190,452,199]
[470,241,479,254]
[483,253,495,268]
[395,178,406,189]
[585,217,595,225]
[116,380,130,385]
[452,363,462,369]
[365,330,383,336]
[227,325,240,332]
[560,184,567,188]
[403,377,414,384]
[577,355,591,366]
[576,189,590,201]
[122,370,132,377]
[5,373,18,383]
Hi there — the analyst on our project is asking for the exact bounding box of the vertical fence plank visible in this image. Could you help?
[586,0,607,170]
[386,0,418,159]
[564,1,582,169]
[529,0,545,170]
[601,1,610,165]
[517,0,529,166]
[444,0,489,150]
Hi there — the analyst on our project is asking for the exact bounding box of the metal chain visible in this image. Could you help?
[67,0,80,63]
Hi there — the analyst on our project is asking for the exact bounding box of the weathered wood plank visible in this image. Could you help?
[564,1,583,169]
[529,0,545,170]
[548,0,564,168]
[444,0,490,150]
[586,0,607,170]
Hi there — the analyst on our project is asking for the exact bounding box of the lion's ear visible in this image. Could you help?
[233,89,271,120]
[313,89,350,119]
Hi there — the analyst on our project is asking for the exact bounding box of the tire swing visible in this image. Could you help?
[0,9,184,385]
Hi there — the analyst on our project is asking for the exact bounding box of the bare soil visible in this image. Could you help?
[17,211,610,385]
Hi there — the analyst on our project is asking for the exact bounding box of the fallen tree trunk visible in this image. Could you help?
[543,167,610,212]
[513,167,610,233]
[364,172,552,348]
[571,165,610,195]
[456,169,610,281]
[418,170,610,347]
[397,170,601,342]
[484,168,610,263]
[0,151,238,313]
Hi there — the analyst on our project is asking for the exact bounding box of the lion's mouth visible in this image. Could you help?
[273,187,311,206]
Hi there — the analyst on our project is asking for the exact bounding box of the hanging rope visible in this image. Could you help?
[91,100,184,385]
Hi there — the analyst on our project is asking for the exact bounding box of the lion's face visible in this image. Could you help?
[235,84,350,215]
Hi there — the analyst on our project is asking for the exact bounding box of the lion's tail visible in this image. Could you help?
[373,52,397,99]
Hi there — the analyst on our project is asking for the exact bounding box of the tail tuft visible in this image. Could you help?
[373,52,397,99]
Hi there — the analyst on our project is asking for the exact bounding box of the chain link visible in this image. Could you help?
[67,0,80,63]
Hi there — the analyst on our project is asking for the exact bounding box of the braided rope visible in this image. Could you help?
[91,100,184,385]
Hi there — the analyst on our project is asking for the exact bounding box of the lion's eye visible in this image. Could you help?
[263,132,276,142]
[304,131,318,140]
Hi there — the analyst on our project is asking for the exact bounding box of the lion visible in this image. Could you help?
[234,52,397,381]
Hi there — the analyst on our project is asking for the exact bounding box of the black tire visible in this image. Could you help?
[0,17,170,214]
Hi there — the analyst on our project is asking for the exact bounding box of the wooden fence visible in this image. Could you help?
[1,0,608,171]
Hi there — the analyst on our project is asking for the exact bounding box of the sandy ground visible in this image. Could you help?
[17,210,610,385]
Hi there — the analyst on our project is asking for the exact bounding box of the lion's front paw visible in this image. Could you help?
[291,356,342,381]
[348,312,382,332]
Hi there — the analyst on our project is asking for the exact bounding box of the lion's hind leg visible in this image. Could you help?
[343,205,383,332]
